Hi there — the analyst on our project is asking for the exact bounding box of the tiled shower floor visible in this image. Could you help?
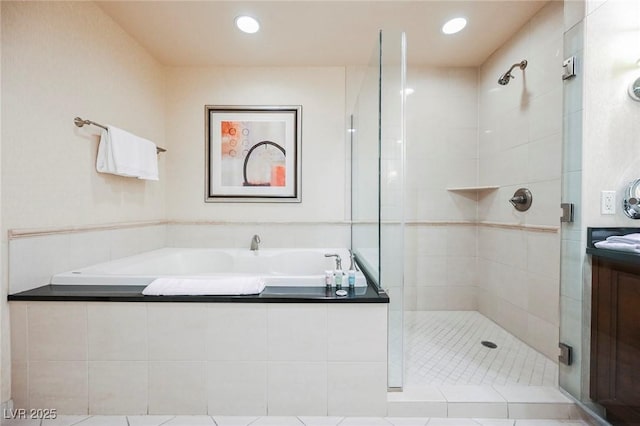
[403,311,558,387]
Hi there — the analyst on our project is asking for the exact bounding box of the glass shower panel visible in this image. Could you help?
[351,38,381,286]
[350,30,406,390]
[379,30,406,390]
[559,12,584,401]
[560,2,604,421]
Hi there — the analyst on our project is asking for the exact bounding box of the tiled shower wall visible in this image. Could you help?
[404,67,479,311]
[403,1,565,363]
[476,1,564,361]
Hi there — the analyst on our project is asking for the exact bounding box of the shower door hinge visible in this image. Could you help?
[559,342,573,366]
[562,56,576,80]
[560,203,575,223]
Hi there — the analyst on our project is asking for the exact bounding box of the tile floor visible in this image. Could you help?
[404,312,557,386]
[0,415,592,426]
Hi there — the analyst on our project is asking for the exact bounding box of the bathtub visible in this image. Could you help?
[50,247,368,289]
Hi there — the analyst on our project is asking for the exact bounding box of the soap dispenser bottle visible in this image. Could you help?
[334,267,344,290]
[348,269,356,288]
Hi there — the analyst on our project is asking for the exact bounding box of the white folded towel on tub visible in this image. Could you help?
[96,126,159,181]
[142,276,266,296]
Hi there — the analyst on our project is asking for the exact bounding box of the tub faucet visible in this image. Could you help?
[324,253,342,270]
[348,249,360,271]
[250,234,261,251]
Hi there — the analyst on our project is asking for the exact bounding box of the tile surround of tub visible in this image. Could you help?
[206,304,268,362]
[147,304,207,361]
[89,361,148,415]
[165,223,350,249]
[8,224,166,294]
[148,361,208,415]
[87,303,147,361]
[29,360,89,414]
[8,221,350,295]
[10,302,387,415]
[327,362,388,416]
[206,361,268,416]
[267,362,328,416]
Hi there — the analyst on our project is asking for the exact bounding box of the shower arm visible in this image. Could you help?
[505,60,528,78]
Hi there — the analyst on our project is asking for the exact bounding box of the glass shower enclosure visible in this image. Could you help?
[350,30,406,390]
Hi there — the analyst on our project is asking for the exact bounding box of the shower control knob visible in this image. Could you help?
[509,188,532,212]
[509,195,527,205]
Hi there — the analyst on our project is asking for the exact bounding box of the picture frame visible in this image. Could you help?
[205,105,302,203]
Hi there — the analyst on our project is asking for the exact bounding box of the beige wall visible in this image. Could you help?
[582,0,640,227]
[571,0,640,403]
[476,1,564,360]
[1,2,166,231]
[1,1,167,403]
[164,66,347,223]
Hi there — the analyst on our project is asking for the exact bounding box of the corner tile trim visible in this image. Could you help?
[405,221,559,233]
[477,221,559,233]
[8,220,167,240]
[8,220,351,240]
[8,219,557,240]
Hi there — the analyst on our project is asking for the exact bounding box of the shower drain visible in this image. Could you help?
[481,340,498,349]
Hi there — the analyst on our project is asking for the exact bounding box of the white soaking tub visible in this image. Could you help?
[50,247,368,288]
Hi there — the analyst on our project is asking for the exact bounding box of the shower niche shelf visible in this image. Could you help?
[447,185,499,193]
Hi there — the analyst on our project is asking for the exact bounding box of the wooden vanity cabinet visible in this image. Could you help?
[590,255,640,425]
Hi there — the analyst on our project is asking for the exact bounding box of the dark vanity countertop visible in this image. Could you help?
[586,227,640,264]
[7,283,389,303]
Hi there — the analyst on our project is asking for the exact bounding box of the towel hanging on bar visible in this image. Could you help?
[74,117,167,153]
[96,125,159,181]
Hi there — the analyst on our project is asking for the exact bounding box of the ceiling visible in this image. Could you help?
[97,1,550,67]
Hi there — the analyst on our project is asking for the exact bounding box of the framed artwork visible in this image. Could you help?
[205,105,302,202]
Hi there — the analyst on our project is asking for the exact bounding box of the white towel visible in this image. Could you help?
[594,240,640,253]
[605,233,640,245]
[142,276,266,296]
[96,126,159,180]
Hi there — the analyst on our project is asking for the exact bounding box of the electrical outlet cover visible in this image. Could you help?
[601,190,616,214]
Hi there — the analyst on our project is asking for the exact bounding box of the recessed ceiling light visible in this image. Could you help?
[442,17,467,35]
[235,16,260,34]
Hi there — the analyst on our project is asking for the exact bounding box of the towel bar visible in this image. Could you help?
[74,117,167,153]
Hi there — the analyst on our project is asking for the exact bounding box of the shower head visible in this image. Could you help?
[497,59,528,86]
[498,73,512,85]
